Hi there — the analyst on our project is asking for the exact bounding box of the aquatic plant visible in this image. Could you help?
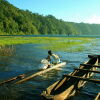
[0,36,97,52]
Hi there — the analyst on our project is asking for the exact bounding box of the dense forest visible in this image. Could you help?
[0,0,100,35]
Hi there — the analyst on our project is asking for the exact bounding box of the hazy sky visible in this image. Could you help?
[7,0,100,24]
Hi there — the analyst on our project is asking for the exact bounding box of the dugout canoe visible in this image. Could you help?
[88,55,100,62]
[15,62,66,84]
[41,56,99,100]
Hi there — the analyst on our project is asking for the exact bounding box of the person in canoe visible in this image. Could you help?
[46,50,60,65]
[40,50,60,69]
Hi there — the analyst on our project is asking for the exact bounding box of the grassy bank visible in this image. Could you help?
[0,36,97,52]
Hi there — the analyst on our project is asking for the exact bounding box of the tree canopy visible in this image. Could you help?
[0,0,100,35]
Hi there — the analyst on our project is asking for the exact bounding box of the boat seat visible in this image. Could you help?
[74,68,100,73]
[63,74,100,84]
[80,64,100,68]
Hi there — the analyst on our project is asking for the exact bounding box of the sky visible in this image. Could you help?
[7,0,100,24]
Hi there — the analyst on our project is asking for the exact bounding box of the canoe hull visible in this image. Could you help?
[41,57,99,100]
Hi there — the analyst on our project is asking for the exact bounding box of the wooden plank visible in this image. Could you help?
[0,74,25,85]
[88,55,100,59]
[95,93,100,100]
[74,68,100,74]
[80,64,100,68]
[88,55,99,58]
[15,62,66,84]
[63,74,100,84]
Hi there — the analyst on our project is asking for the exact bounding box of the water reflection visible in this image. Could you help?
[0,45,16,72]
[0,45,15,56]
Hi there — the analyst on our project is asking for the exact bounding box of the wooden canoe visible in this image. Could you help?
[88,55,100,62]
[15,62,66,84]
[95,93,100,100]
[41,56,99,100]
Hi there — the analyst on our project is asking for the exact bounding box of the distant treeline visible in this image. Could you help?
[0,0,100,35]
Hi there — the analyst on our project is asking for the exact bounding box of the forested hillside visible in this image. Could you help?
[0,0,100,35]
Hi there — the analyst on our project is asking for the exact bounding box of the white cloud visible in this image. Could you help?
[85,15,100,24]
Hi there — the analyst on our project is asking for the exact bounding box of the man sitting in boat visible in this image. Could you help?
[47,50,60,65]
[40,50,60,69]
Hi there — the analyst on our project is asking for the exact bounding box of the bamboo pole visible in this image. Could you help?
[80,64,100,68]
[15,62,66,84]
[0,74,25,85]
[74,68,100,74]
[63,74,100,84]
[95,93,100,100]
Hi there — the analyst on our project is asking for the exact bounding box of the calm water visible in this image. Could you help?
[0,38,100,100]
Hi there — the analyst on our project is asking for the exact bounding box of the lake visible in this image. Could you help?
[0,36,100,100]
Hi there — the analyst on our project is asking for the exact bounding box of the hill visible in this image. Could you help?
[0,0,100,35]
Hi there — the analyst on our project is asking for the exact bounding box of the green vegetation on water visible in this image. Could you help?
[0,36,97,52]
